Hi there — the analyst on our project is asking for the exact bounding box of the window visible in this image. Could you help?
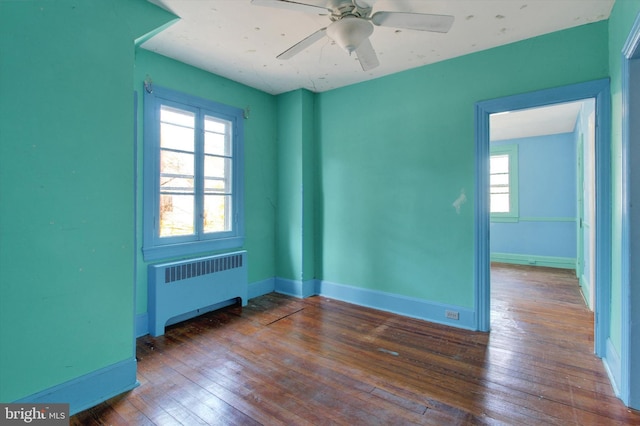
[143,86,244,260]
[490,144,518,221]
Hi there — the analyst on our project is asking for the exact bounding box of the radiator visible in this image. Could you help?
[148,250,248,336]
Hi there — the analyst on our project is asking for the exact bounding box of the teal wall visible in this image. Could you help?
[608,0,640,358]
[315,22,608,309]
[2,0,638,411]
[0,0,175,403]
[133,50,278,315]
[275,90,316,282]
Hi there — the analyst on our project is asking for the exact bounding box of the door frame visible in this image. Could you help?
[576,108,597,311]
[620,11,640,409]
[576,132,585,294]
[473,79,612,359]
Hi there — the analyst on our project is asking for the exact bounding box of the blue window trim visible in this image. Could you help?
[142,85,245,261]
[490,144,519,222]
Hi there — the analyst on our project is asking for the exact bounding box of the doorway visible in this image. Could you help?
[474,79,612,360]
[488,99,596,312]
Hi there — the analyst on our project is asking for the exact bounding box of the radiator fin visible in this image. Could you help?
[163,253,243,284]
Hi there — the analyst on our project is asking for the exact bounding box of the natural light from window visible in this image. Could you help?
[158,107,233,237]
[490,154,510,213]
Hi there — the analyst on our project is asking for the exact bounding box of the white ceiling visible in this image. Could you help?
[142,0,614,95]
[490,100,591,141]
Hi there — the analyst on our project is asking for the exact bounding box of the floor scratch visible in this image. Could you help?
[263,308,305,326]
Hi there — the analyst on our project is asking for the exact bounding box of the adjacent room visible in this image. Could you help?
[2,0,640,423]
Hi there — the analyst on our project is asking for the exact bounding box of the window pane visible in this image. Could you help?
[491,193,510,213]
[159,194,195,237]
[204,155,231,194]
[204,195,231,233]
[205,177,225,192]
[204,155,231,181]
[161,107,195,152]
[161,150,194,177]
[205,116,232,156]
[490,186,509,195]
[490,155,509,174]
[204,131,230,156]
[204,116,227,133]
[161,106,195,127]
[490,153,511,214]
[160,176,194,193]
[490,173,509,186]
[161,123,195,152]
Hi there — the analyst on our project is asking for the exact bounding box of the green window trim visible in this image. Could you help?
[490,144,519,222]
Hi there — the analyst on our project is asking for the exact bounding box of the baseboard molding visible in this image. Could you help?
[275,277,315,298]
[491,253,576,270]
[315,280,476,330]
[14,358,138,416]
[578,273,592,310]
[141,275,477,337]
[248,277,275,300]
[603,337,622,398]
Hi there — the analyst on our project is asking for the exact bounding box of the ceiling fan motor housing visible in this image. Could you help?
[326,16,374,53]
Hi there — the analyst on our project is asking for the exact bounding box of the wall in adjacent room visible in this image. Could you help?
[490,133,577,266]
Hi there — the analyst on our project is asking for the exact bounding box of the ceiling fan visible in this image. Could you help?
[251,0,454,71]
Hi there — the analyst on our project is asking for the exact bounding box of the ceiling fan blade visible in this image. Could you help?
[277,28,327,60]
[371,12,454,33]
[251,0,330,15]
[354,38,379,71]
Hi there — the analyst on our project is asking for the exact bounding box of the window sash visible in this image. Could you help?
[490,145,518,220]
[143,86,244,261]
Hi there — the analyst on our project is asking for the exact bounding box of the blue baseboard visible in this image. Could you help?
[248,277,275,299]
[491,252,576,270]
[14,358,138,416]
[271,277,475,330]
[275,277,315,298]
[604,337,622,398]
[140,276,477,337]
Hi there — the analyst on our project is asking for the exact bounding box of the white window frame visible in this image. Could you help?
[490,144,519,222]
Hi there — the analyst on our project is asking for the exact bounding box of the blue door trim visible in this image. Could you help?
[474,80,612,360]
[620,11,640,409]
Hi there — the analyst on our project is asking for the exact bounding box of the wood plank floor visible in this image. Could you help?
[72,264,640,425]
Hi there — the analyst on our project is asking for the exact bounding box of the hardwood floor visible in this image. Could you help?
[72,264,640,425]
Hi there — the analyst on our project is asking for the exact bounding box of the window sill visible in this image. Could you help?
[143,236,245,262]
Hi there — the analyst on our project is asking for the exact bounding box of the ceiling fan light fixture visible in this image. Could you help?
[326,16,374,54]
